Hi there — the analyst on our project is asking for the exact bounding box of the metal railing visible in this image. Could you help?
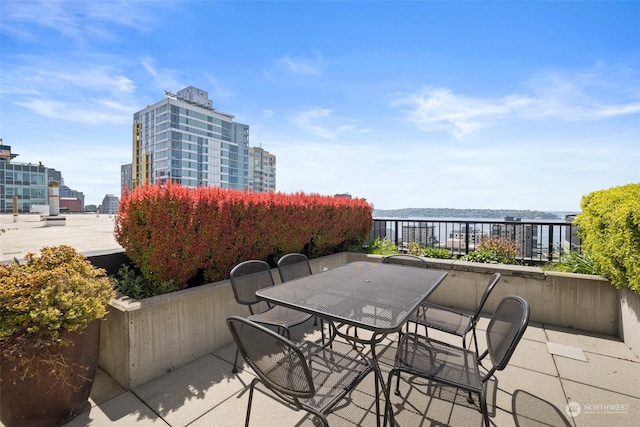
[370,217,581,264]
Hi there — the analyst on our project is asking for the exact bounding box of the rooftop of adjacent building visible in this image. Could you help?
[1,213,122,262]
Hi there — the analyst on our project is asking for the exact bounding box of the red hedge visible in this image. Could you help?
[114,182,373,287]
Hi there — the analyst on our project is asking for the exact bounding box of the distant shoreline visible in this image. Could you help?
[373,208,578,220]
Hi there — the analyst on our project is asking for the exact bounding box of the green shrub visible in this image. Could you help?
[0,245,114,340]
[574,183,640,294]
[0,245,115,380]
[422,247,454,259]
[462,236,520,265]
[111,264,179,299]
[348,237,399,255]
[544,247,599,275]
[371,238,399,255]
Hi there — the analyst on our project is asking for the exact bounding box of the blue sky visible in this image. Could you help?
[1,1,638,211]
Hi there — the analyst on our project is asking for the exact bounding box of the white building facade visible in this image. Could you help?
[132,86,249,191]
[248,146,276,192]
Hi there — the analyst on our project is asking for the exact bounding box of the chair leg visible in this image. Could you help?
[462,334,475,403]
[232,347,239,373]
[480,388,489,427]
[245,378,259,427]
[473,328,481,361]
[385,369,398,426]
[395,371,402,397]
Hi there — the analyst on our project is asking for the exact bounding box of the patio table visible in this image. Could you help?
[256,260,448,426]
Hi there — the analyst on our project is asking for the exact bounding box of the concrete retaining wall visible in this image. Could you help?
[618,286,640,357]
[94,252,639,390]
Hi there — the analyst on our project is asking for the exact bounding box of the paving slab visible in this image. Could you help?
[89,369,127,408]
[554,351,640,397]
[493,364,571,427]
[63,392,169,427]
[386,378,460,426]
[188,382,311,426]
[132,354,255,427]
[509,389,574,427]
[561,379,640,427]
[547,342,588,362]
[506,337,559,375]
[545,325,640,361]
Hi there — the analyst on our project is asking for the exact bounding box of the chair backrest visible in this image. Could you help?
[277,253,312,282]
[382,254,428,268]
[473,272,501,319]
[229,260,275,308]
[485,296,529,376]
[227,316,315,399]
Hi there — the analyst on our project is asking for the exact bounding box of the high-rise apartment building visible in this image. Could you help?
[132,86,249,191]
[121,163,132,194]
[491,217,538,258]
[100,194,119,214]
[248,146,276,192]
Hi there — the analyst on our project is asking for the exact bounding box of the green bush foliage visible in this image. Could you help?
[0,245,114,340]
[574,183,640,294]
[544,246,599,275]
[462,236,520,265]
[347,237,398,255]
[115,182,373,287]
[111,264,179,299]
[0,245,115,380]
[368,238,398,255]
[422,247,454,259]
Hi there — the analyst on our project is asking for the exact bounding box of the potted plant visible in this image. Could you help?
[0,245,115,427]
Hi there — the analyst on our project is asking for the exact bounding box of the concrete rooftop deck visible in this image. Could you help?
[62,315,639,427]
[1,214,639,426]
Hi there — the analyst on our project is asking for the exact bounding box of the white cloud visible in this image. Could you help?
[392,87,533,137]
[261,109,275,120]
[291,107,355,139]
[3,59,138,124]
[393,63,640,138]
[1,0,160,42]
[276,53,323,76]
[141,57,184,92]
[15,98,131,124]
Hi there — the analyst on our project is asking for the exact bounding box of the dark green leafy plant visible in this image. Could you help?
[349,237,398,255]
[544,246,599,275]
[111,264,179,299]
[369,238,398,255]
[422,247,453,259]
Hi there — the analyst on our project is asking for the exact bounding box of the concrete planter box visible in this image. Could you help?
[87,251,640,390]
[618,286,640,356]
[92,252,351,390]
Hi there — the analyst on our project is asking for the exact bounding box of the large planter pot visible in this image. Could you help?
[0,320,101,427]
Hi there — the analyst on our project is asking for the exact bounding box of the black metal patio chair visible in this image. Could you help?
[277,253,313,282]
[412,271,501,356]
[277,253,328,345]
[385,295,530,427]
[229,260,312,373]
[227,316,379,427]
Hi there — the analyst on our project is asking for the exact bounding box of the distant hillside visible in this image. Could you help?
[373,208,560,220]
